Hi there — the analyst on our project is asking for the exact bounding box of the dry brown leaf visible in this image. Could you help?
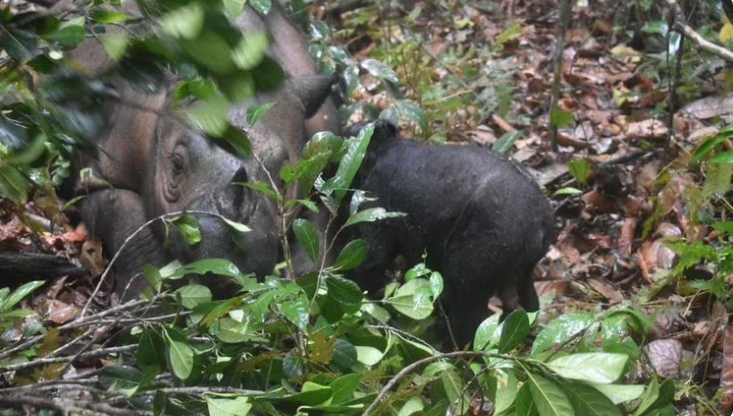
[618,217,637,257]
[587,278,623,303]
[645,339,684,378]
[717,326,733,413]
[45,299,80,324]
[680,94,733,119]
[625,119,668,140]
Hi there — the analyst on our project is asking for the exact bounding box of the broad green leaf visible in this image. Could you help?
[233,32,268,70]
[386,294,433,320]
[188,98,229,137]
[207,397,252,416]
[90,10,128,24]
[333,239,367,271]
[354,345,383,366]
[160,3,204,39]
[568,158,592,186]
[709,150,733,163]
[498,310,530,353]
[101,33,129,61]
[293,218,320,263]
[527,372,574,416]
[532,313,595,355]
[99,365,145,396]
[330,373,361,404]
[6,29,39,61]
[180,32,235,74]
[137,328,167,368]
[381,100,427,132]
[331,338,358,369]
[492,369,518,414]
[691,128,733,163]
[250,0,272,15]
[322,123,374,206]
[284,382,332,406]
[171,215,201,245]
[562,382,621,416]
[547,353,628,384]
[278,292,310,330]
[591,384,645,405]
[474,314,502,351]
[283,351,305,379]
[164,327,194,380]
[515,382,538,416]
[361,59,398,83]
[175,284,212,309]
[246,102,275,126]
[217,214,252,233]
[440,368,470,415]
[45,25,86,47]
[553,187,583,196]
[325,276,363,313]
[702,161,733,199]
[0,165,30,204]
[222,0,247,17]
[397,397,424,416]
[343,207,405,228]
[494,131,524,155]
[550,106,575,128]
[1,281,44,312]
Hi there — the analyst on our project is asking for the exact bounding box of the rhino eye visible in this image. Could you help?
[171,154,184,176]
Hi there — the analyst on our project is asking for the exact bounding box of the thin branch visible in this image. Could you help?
[0,345,137,374]
[663,0,733,62]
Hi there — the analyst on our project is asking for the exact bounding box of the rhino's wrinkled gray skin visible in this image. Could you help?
[341,120,555,348]
[72,3,339,299]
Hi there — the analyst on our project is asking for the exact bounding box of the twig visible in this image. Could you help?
[548,0,572,152]
[0,345,137,374]
[360,350,516,416]
[663,0,733,62]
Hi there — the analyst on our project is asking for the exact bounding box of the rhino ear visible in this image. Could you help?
[288,75,336,119]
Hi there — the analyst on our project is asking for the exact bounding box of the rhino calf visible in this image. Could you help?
[342,120,554,347]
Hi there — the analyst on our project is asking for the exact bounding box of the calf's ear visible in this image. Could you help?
[289,75,337,119]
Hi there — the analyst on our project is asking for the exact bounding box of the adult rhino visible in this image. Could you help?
[73,2,338,299]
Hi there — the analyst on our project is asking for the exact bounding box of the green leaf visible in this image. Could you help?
[562,382,622,416]
[691,127,733,163]
[333,239,367,271]
[322,123,374,206]
[233,31,268,70]
[218,214,252,233]
[250,0,272,15]
[99,365,146,396]
[180,32,235,74]
[285,382,332,406]
[568,158,592,186]
[90,10,128,24]
[515,382,538,416]
[0,164,30,204]
[440,368,470,415]
[278,292,310,330]
[590,383,645,405]
[547,353,628,384]
[293,218,320,263]
[386,288,433,320]
[491,369,518,414]
[702,161,733,198]
[330,373,362,404]
[101,33,129,61]
[498,310,530,353]
[331,338,358,369]
[160,3,204,39]
[381,100,427,132]
[354,345,384,366]
[361,59,398,83]
[325,276,363,313]
[527,372,574,416]
[188,97,229,137]
[343,207,405,228]
[45,25,86,47]
[532,313,595,355]
[494,131,524,155]
[397,397,424,416]
[171,215,201,245]
[550,106,575,128]
[137,328,167,368]
[206,396,252,416]
[246,102,275,125]
[222,0,247,17]
[553,187,583,197]
[1,281,44,312]
[6,29,38,61]
[175,284,212,309]
[709,150,733,163]
[164,327,194,380]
